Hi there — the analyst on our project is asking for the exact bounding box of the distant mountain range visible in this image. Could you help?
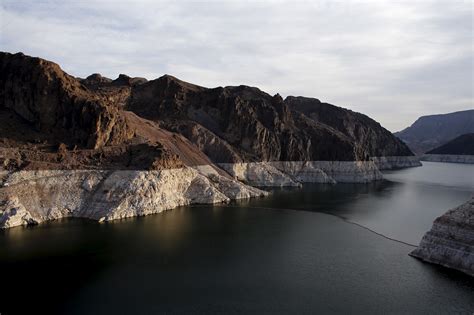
[395,110,474,155]
[427,133,474,155]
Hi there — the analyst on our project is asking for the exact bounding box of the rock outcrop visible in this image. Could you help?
[370,156,422,170]
[219,161,383,186]
[130,79,360,162]
[410,198,474,276]
[285,96,413,158]
[128,75,416,163]
[0,168,267,227]
[0,52,135,149]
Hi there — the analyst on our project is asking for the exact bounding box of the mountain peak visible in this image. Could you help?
[396,110,474,154]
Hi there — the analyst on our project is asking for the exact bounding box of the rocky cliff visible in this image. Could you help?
[370,156,422,170]
[128,76,416,163]
[285,96,413,158]
[395,110,474,155]
[410,198,474,276]
[218,161,383,186]
[0,168,267,228]
[0,51,420,229]
[129,78,358,162]
[0,52,134,149]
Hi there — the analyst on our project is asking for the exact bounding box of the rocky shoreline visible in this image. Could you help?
[0,167,267,229]
[421,154,474,164]
[0,52,421,229]
[410,198,474,276]
[370,156,422,170]
[0,157,420,229]
[219,161,382,186]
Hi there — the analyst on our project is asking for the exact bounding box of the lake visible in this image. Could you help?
[1,161,473,314]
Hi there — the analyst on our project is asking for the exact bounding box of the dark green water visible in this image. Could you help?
[1,162,473,314]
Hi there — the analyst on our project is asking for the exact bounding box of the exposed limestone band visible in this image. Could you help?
[218,161,383,186]
[0,168,267,229]
[421,154,474,164]
[0,156,420,229]
[410,198,474,276]
[218,157,421,187]
[370,156,422,170]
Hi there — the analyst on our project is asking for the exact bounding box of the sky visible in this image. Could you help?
[0,0,472,131]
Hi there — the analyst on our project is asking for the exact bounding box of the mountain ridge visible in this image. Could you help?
[395,109,474,154]
[1,51,414,171]
[0,51,421,229]
[426,133,474,155]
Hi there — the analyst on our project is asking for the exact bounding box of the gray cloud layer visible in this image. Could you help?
[1,0,472,131]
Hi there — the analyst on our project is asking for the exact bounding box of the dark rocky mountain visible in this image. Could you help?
[0,52,209,170]
[127,75,413,162]
[426,133,474,155]
[0,51,414,170]
[128,76,358,162]
[395,110,474,155]
[285,96,413,158]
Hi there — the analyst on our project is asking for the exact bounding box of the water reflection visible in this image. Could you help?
[239,162,473,244]
[1,162,473,314]
[384,161,474,189]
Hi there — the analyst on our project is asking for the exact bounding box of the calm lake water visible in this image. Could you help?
[1,161,473,314]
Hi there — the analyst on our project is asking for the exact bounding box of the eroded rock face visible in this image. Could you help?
[0,53,217,171]
[272,161,383,183]
[218,162,302,187]
[164,121,244,163]
[0,168,268,228]
[370,156,422,170]
[0,158,393,228]
[128,76,413,163]
[0,51,417,171]
[0,52,134,149]
[285,96,414,158]
[218,161,384,186]
[410,199,474,276]
[0,196,38,228]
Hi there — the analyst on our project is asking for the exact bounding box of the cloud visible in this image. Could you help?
[0,0,472,131]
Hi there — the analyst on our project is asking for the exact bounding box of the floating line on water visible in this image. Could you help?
[324,212,418,248]
[217,204,418,248]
